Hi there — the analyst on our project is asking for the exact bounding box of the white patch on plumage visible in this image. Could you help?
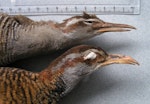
[66,18,84,27]
[84,51,97,60]
[85,19,99,22]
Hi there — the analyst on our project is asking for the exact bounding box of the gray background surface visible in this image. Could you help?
[8,0,150,104]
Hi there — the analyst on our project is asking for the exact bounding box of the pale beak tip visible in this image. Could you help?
[135,61,140,66]
[133,27,136,30]
[130,62,139,66]
[127,57,139,66]
[129,26,136,30]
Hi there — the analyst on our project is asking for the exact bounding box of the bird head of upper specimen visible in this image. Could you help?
[40,45,139,96]
[58,12,135,42]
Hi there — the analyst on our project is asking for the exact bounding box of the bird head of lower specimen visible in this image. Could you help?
[39,45,139,97]
[57,12,135,43]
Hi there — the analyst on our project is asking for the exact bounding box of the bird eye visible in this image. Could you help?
[83,19,98,25]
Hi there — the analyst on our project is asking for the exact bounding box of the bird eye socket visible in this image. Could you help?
[85,20,93,23]
[83,19,98,25]
[83,51,97,60]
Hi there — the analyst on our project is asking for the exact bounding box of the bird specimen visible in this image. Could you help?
[0,45,139,104]
[0,12,135,65]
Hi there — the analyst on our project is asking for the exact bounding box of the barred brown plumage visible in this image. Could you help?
[0,67,65,104]
[0,12,135,66]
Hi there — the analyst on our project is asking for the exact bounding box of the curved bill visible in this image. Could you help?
[96,54,139,69]
[97,22,136,33]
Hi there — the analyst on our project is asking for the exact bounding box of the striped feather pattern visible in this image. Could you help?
[0,14,21,65]
[0,67,65,104]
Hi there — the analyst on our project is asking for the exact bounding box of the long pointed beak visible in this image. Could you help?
[97,22,136,33]
[96,54,139,69]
